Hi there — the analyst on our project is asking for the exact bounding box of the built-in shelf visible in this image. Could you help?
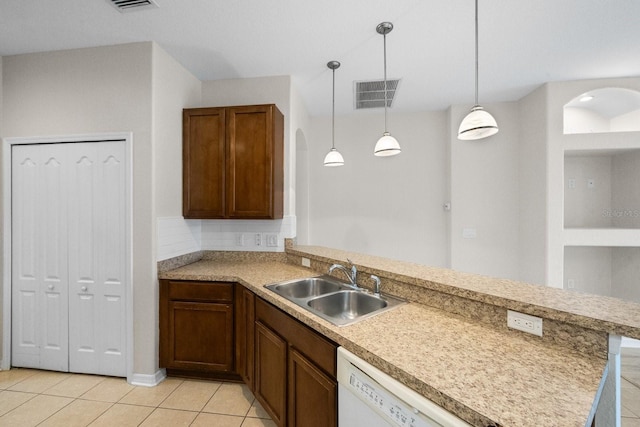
[561,86,640,303]
[564,132,640,153]
[564,228,640,247]
[564,245,640,302]
[564,150,640,230]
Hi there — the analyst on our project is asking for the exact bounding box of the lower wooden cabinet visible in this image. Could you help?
[159,280,237,379]
[235,284,255,388]
[288,348,337,427]
[254,296,338,427]
[255,321,288,426]
[159,281,337,426]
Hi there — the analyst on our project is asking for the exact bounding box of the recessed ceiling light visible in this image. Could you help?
[579,95,594,102]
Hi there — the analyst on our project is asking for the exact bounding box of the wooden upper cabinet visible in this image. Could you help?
[183,107,226,218]
[183,104,284,219]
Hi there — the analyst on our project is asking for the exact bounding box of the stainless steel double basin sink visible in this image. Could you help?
[266,275,405,326]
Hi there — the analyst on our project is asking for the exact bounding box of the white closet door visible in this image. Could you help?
[12,144,69,371]
[68,141,126,376]
[12,140,126,377]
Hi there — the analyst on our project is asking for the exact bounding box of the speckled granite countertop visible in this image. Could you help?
[159,257,614,427]
[288,245,640,341]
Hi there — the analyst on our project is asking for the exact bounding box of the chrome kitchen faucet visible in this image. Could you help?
[328,259,360,288]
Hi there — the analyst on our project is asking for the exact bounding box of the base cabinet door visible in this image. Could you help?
[168,301,234,372]
[159,280,236,378]
[288,348,337,427]
[235,284,255,388]
[254,321,287,427]
[254,296,337,427]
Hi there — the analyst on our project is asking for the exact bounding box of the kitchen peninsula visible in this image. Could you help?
[158,242,640,427]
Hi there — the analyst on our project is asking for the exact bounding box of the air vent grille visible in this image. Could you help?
[354,79,400,109]
[107,0,159,12]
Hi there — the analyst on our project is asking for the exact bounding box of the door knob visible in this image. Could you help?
[81,286,88,292]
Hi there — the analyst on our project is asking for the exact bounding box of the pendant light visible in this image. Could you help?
[374,22,401,157]
[458,0,498,140]
[323,61,345,167]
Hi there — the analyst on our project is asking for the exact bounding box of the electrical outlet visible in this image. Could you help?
[301,257,311,268]
[266,234,278,247]
[507,310,543,337]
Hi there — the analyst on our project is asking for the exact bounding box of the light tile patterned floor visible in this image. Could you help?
[0,349,637,426]
[0,369,275,427]
[623,347,640,427]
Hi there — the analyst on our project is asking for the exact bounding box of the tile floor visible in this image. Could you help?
[0,369,275,427]
[623,347,640,427]
[0,349,637,426]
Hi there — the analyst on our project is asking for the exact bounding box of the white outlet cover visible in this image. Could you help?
[507,310,543,337]
[266,234,278,247]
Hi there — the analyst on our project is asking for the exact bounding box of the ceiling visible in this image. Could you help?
[1,0,640,117]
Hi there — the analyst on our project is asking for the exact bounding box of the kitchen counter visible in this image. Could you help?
[156,247,640,427]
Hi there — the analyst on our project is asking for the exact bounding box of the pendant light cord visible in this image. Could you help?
[383,32,388,132]
[474,0,479,106]
[331,67,336,149]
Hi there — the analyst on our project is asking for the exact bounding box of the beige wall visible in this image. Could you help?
[1,42,157,375]
[306,110,449,267]
[149,44,202,372]
[449,102,521,280]
[303,102,523,275]
[517,84,549,286]
[152,45,202,217]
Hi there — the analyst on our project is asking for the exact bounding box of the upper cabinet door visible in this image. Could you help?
[183,107,226,218]
[183,104,283,219]
[226,105,283,219]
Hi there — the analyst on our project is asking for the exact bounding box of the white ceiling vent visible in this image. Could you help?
[107,0,159,13]
[354,79,400,110]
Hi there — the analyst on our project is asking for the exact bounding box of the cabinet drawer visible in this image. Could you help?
[256,298,337,376]
[167,281,233,302]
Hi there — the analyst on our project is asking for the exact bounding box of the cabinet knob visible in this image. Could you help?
[47,284,54,290]
[81,286,88,292]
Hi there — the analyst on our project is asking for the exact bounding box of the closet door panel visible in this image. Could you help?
[68,144,99,374]
[68,141,126,376]
[11,144,69,371]
[96,142,127,376]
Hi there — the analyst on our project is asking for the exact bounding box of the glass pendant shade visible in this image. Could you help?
[457,0,498,141]
[323,148,345,166]
[374,22,401,157]
[324,60,344,167]
[458,105,499,140]
[374,132,401,156]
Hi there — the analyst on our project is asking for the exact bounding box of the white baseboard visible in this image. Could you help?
[129,369,166,387]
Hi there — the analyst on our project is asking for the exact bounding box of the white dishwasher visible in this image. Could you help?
[337,347,472,427]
